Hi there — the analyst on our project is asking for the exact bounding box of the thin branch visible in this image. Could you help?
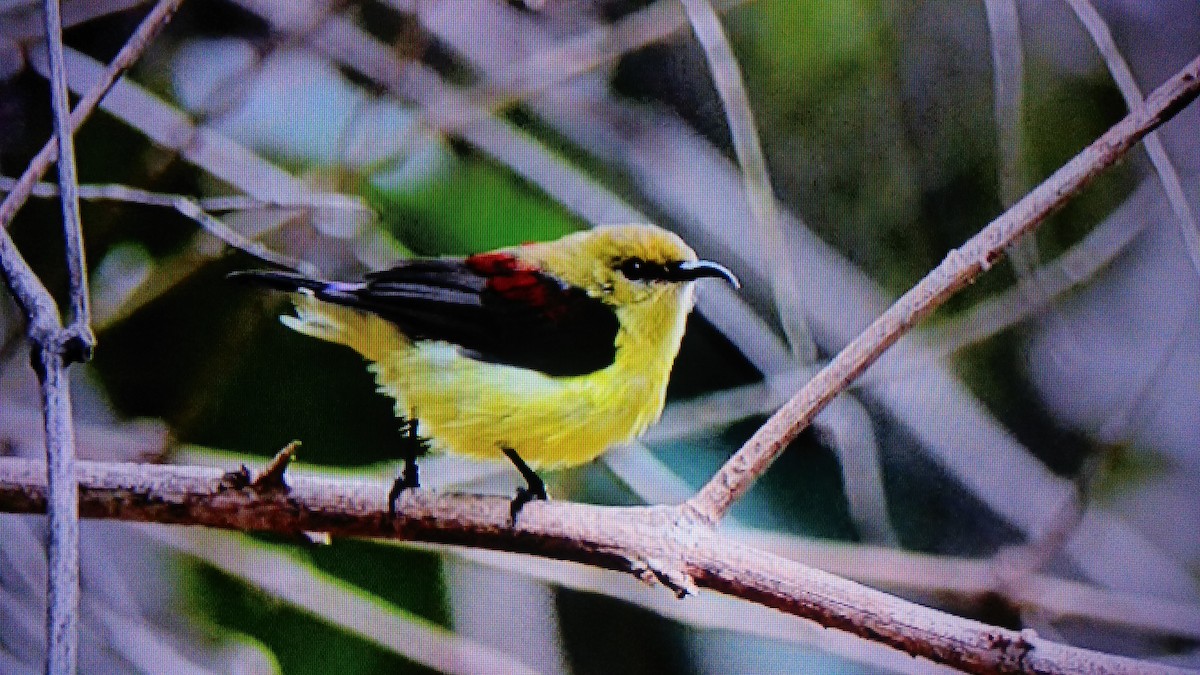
[37,46,350,211]
[0,0,186,233]
[684,54,1200,524]
[0,0,146,42]
[31,348,80,675]
[169,199,320,276]
[738,529,1200,641]
[0,457,1190,675]
[38,0,89,669]
[677,0,816,361]
[0,176,325,276]
[42,0,92,350]
[930,174,1154,354]
[0,176,372,217]
[0,230,59,339]
[1063,0,1200,279]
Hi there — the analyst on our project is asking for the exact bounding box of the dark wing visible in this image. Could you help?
[238,254,619,377]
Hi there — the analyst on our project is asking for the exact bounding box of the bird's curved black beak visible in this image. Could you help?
[668,260,740,288]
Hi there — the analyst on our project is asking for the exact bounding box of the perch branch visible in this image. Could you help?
[684,53,1200,524]
[0,457,1190,675]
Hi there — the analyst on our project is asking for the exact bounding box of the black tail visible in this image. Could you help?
[227,270,328,293]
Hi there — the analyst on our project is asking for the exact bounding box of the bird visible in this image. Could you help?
[229,224,738,518]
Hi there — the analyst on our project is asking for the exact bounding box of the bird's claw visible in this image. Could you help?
[388,474,419,517]
[509,483,549,523]
[389,418,427,517]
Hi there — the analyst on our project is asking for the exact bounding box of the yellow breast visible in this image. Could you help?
[288,285,695,470]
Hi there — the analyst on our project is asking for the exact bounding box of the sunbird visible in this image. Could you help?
[231,224,738,516]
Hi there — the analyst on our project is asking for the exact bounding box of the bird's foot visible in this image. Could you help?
[502,447,548,523]
[389,418,428,516]
[509,481,549,523]
[387,472,420,517]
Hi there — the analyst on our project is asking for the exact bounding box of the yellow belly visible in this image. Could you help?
[282,291,685,470]
[371,341,663,469]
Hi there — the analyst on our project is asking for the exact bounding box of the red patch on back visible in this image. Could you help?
[489,273,538,292]
[467,253,569,321]
[465,252,536,275]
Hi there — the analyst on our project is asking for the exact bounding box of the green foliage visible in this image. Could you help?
[366,158,584,255]
[738,0,891,87]
[1092,444,1172,504]
[1022,71,1135,259]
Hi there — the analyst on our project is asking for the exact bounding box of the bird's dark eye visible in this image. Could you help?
[619,258,648,280]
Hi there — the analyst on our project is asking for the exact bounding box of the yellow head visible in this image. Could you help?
[516,224,738,306]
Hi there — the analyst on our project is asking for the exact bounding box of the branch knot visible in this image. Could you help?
[219,442,298,495]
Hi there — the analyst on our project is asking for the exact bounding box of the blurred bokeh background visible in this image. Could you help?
[1,0,1198,672]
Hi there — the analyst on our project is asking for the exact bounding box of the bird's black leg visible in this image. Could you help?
[388,418,425,516]
[502,447,548,522]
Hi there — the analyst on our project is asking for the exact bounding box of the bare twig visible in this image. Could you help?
[931,174,1156,353]
[38,47,351,210]
[677,0,816,361]
[684,54,1200,524]
[38,0,89,669]
[30,348,80,675]
[0,176,372,217]
[249,440,297,492]
[0,0,186,233]
[0,232,59,338]
[737,529,1200,641]
[0,178,324,278]
[0,457,1190,675]
[170,199,320,276]
[546,0,886,540]
[42,0,91,345]
[984,0,1027,209]
[0,0,146,42]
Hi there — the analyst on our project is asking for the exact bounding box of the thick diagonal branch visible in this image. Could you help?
[684,53,1200,524]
